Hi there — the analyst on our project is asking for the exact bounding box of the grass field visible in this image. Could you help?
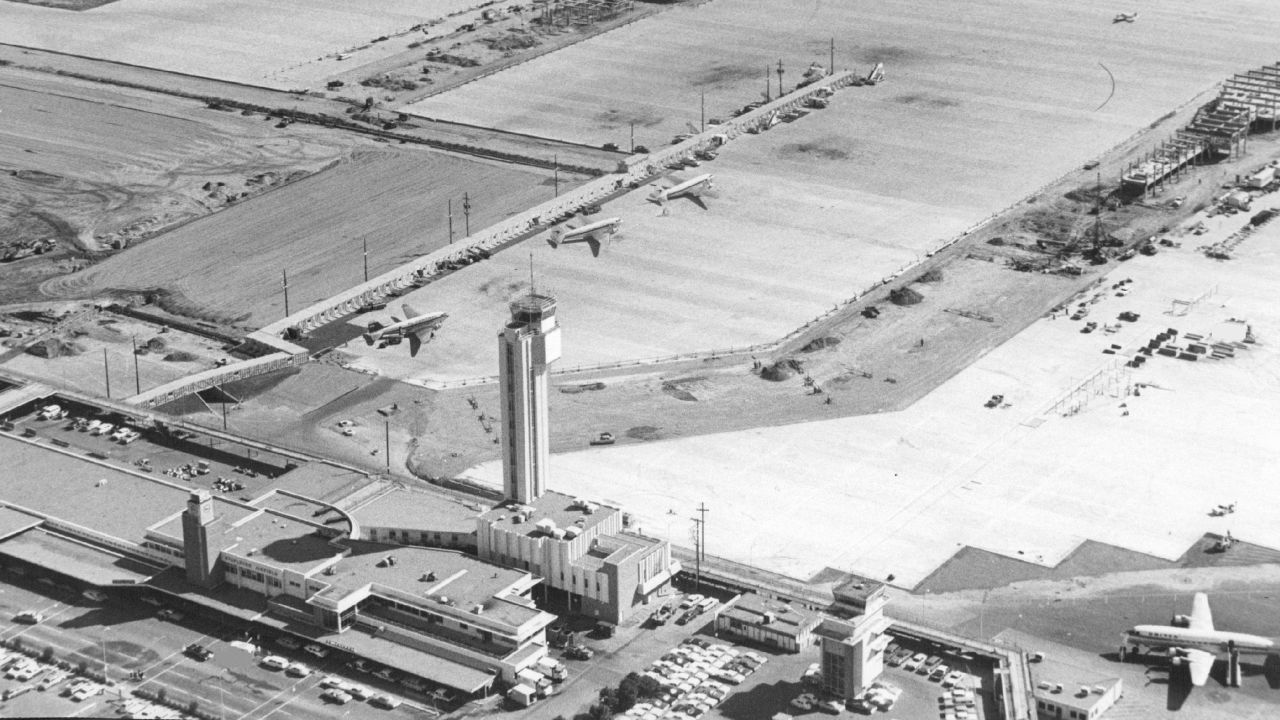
[0,0,489,88]
[42,148,569,326]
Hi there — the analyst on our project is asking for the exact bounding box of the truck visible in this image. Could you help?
[536,657,568,682]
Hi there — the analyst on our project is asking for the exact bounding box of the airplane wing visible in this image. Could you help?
[1189,593,1214,632]
[587,237,601,258]
[688,194,708,211]
[1184,648,1215,686]
[402,304,419,320]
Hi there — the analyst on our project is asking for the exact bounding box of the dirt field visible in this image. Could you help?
[0,308,238,398]
[405,0,1280,151]
[0,0,489,88]
[0,69,359,304]
[40,148,577,326]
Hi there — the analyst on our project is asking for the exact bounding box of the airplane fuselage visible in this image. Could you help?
[659,173,713,201]
[1125,626,1275,656]
[365,312,447,343]
[561,217,621,241]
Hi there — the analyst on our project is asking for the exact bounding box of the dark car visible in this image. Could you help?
[184,643,213,661]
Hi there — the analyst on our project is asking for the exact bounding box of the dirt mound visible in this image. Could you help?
[760,359,801,381]
[162,351,199,362]
[661,381,697,402]
[916,268,943,283]
[626,426,662,441]
[27,336,83,358]
[889,287,923,306]
[800,337,841,353]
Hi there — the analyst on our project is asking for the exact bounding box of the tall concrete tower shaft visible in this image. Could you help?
[498,294,561,503]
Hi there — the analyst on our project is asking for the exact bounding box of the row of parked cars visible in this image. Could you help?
[884,641,964,687]
[629,637,768,719]
[650,594,720,627]
[0,646,108,702]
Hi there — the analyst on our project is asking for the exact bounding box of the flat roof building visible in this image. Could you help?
[1029,657,1122,720]
[477,491,679,624]
[713,592,822,653]
[0,427,554,693]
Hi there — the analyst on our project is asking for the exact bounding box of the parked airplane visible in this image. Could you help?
[362,304,447,357]
[1121,592,1275,686]
[648,173,714,212]
[546,216,622,257]
[1113,12,1138,23]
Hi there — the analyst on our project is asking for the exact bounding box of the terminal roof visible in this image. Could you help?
[350,488,482,534]
[481,490,616,539]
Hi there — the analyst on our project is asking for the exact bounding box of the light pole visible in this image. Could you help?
[463,192,472,237]
[447,199,454,244]
[281,269,290,317]
[776,59,785,96]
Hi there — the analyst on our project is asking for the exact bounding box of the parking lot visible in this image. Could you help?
[0,571,444,719]
[12,397,292,502]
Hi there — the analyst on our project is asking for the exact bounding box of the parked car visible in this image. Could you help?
[340,682,373,700]
[14,610,44,624]
[275,636,301,650]
[303,643,329,659]
[818,698,844,714]
[902,653,926,673]
[184,644,213,661]
[321,688,352,704]
[791,692,818,711]
[565,644,594,661]
[156,608,185,622]
[930,664,950,681]
[286,662,312,678]
[942,670,965,688]
[319,676,344,689]
[260,655,290,671]
[370,693,402,709]
[372,667,399,683]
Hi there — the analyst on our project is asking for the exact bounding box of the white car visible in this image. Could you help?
[285,662,311,678]
[370,693,402,709]
[275,636,302,650]
[321,688,352,705]
[303,643,329,659]
[901,653,926,673]
[743,651,768,665]
[319,676,344,689]
[92,423,114,436]
[260,655,289,671]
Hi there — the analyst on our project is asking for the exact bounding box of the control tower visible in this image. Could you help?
[498,293,562,503]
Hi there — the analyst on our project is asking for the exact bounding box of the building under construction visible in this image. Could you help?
[1122,61,1280,195]
[535,0,634,26]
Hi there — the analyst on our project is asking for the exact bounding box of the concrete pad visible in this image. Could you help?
[460,197,1280,588]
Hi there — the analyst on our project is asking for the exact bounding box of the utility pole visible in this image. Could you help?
[830,37,835,75]
[553,155,559,198]
[384,420,391,472]
[131,337,141,395]
[362,237,369,283]
[102,348,111,399]
[696,502,709,565]
[220,385,227,430]
[447,199,454,244]
[630,121,635,153]
[700,90,705,133]
[765,66,771,102]
[776,59,785,96]
[281,269,290,317]
[690,516,702,592]
[463,192,472,237]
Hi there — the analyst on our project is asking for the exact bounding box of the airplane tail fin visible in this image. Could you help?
[402,304,419,319]
[588,238,601,258]
[408,333,423,357]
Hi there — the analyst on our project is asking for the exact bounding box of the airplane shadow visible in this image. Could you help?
[1265,655,1280,690]
[1164,667,1192,711]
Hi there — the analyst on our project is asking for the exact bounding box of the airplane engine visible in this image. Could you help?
[1171,614,1192,628]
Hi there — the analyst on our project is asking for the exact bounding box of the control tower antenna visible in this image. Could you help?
[529,252,536,296]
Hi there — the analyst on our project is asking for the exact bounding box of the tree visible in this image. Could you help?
[588,703,611,720]
[188,700,200,715]
[41,646,55,663]
[598,686,618,709]
[615,683,637,713]
[157,687,167,703]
